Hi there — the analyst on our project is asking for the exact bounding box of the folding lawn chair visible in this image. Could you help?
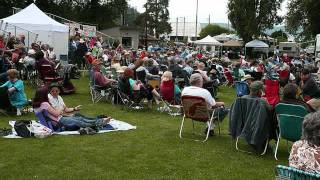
[274,103,308,160]
[229,97,271,155]
[179,96,221,142]
[88,70,113,103]
[224,70,234,86]
[275,165,320,180]
[159,79,182,117]
[234,81,250,97]
[264,79,280,106]
[279,70,290,87]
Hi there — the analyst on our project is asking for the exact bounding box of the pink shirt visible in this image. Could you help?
[34,102,61,122]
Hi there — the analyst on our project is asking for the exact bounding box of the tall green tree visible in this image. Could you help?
[228,0,283,43]
[142,0,172,38]
[286,0,320,41]
[270,30,288,42]
[0,0,128,30]
[199,24,231,39]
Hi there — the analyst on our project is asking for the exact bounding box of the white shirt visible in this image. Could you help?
[48,94,65,110]
[181,86,216,108]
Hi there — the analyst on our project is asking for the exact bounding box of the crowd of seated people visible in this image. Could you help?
[2,30,320,176]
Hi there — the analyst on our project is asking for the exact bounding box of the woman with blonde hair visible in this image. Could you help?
[160,71,181,103]
[0,69,27,115]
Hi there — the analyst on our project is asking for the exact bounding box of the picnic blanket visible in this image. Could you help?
[3,119,136,138]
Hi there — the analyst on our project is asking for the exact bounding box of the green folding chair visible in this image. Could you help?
[274,103,308,160]
[275,165,320,180]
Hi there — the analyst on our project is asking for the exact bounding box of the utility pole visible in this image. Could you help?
[209,14,210,24]
[183,17,186,38]
[176,17,179,42]
[195,0,199,41]
[145,3,149,50]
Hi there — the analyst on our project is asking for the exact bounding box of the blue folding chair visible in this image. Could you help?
[234,81,250,97]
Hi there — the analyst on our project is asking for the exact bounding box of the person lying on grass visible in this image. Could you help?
[33,87,111,130]
[48,83,81,116]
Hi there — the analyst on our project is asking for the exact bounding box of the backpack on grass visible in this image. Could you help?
[14,120,34,137]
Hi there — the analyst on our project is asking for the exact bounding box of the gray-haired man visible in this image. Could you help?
[182,73,228,136]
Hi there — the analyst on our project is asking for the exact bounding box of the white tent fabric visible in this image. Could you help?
[245,39,269,48]
[1,3,69,59]
[194,35,222,46]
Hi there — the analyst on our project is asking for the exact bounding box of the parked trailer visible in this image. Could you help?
[279,42,299,57]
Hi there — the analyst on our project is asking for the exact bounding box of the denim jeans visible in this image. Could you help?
[59,115,105,128]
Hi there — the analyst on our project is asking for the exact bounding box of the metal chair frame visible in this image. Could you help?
[179,96,221,142]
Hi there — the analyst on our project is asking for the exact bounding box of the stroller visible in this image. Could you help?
[38,63,79,94]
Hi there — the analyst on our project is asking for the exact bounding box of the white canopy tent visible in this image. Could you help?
[245,39,269,58]
[245,39,269,48]
[194,35,222,46]
[194,35,222,53]
[1,3,69,59]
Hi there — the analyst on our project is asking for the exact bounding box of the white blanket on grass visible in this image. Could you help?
[3,120,136,138]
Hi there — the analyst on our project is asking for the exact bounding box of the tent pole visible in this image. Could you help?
[27,32,29,51]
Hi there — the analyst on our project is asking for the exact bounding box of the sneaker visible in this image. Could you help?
[204,128,215,137]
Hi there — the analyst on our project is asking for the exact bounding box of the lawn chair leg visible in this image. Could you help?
[261,139,269,156]
[217,108,221,135]
[203,118,213,142]
[179,115,186,139]
[274,133,281,160]
[236,136,253,154]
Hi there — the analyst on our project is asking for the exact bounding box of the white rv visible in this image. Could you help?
[279,42,299,57]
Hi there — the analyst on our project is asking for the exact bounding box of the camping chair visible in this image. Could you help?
[224,70,234,86]
[234,81,250,97]
[264,79,280,106]
[88,70,113,103]
[274,103,308,160]
[279,70,290,87]
[275,165,320,180]
[179,96,221,142]
[229,97,271,155]
[159,79,182,117]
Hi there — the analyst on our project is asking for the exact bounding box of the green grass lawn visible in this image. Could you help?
[0,77,289,180]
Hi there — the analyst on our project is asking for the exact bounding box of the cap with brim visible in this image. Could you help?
[241,74,254,81]
[250,81,264,91]
[49,82,62,90]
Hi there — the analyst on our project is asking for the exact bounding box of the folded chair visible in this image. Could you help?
[180,96,221,142]
[274,103,308,160]
[275,165,320,180]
